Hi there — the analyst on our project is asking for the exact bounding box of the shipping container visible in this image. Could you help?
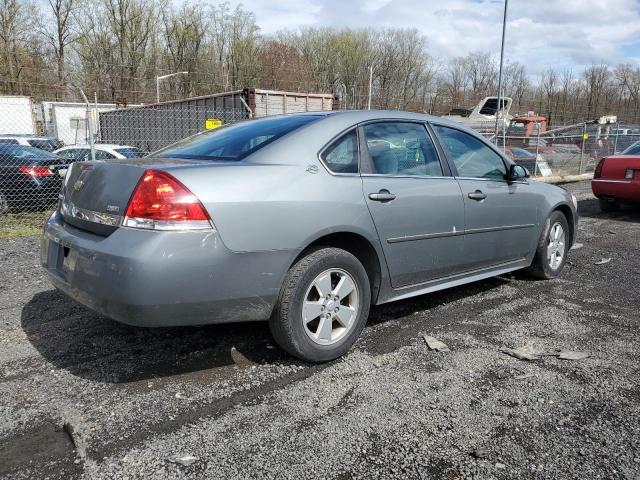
[0,96,38,135]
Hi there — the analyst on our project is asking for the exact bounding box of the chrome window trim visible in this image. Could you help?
[317,127,361,177]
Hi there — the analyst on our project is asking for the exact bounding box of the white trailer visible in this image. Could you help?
[41,101,121,146]
[0,95,38,135]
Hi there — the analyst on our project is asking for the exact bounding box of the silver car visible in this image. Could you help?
[41,111,578,362]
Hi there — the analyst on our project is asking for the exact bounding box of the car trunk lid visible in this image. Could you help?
[60,158,203,235]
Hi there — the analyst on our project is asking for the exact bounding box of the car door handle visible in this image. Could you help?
[468,190,487,201]
[368,190,396,202]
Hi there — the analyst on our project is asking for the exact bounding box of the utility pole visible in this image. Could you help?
[494,0,509,142]
[367,65,373,110]
[156,71,189,103]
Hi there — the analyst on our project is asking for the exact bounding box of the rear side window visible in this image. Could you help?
[115,147,142,158]
[321,130,358,173]
[154,115,322,161]
[0,139,19,145]
[434,126,507,180]
[95,149,116,160]
[362,122,443,177]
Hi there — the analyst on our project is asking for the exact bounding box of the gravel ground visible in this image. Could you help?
[1,191,639,480]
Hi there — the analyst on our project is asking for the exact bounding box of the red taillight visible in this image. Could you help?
[594,158,605,179]
[19,166,53,177]
[123,170,211,230]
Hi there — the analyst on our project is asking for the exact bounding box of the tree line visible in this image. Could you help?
[2,0,640,124]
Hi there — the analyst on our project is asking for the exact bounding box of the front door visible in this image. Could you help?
[360,121,466,288]
[432,124,539,271]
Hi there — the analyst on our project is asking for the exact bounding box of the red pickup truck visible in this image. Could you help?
[592,141,640,211]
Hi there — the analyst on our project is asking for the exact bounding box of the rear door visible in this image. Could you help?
[432,124,539,271]
[360,121,466,288]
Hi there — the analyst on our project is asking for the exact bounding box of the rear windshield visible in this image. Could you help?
[0,145,56,162]
[115,147,142,158]
[27,139,57,151]
[623,141,640,155]
[154,115,322,161]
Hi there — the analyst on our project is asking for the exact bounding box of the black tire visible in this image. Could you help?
[599,198,619,212]
[270,247,371,362]
[526,211,570,280]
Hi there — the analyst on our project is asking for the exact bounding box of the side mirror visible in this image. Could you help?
[508,164,529,182]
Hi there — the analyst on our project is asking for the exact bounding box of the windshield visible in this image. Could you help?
[153,115,322,161]
[115,147,142,158]
[622,141,640,155]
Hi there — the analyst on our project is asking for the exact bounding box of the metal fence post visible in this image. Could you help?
[579,123,586,174]
[77,87,96,162]
[534,124,540,177]
[613,122,620,154]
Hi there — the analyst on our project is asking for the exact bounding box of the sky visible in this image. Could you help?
[225,0,640,76]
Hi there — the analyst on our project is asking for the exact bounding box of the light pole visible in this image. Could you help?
[156,71,188,103]
[367,65,373,110]
[494,0,508,142]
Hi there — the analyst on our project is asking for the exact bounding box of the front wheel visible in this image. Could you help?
[269,247,371,362]
[526,211,570,280]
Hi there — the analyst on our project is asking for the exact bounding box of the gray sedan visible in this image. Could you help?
[41,111,577,362]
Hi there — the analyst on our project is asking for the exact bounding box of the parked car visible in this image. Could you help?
[592,141,640,211]
[0,136,60,152]
[0,145,67,213]
[504,147,539,173]
[41,111,578,362]
[54,144,143,162]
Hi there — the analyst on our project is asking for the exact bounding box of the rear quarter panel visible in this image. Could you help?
[168,162,378,254]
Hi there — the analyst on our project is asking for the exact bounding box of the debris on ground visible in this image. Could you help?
[174,392,192,401]
[594,258,612,265]
[557,350,589,361]
[471,447,489,459]
[570,242,584,250]
[167,454,199,466]
[423,335,450,352]
[500,344,542,361]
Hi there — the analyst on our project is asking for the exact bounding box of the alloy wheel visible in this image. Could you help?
[301,268,359,346]
[547,222,566,270]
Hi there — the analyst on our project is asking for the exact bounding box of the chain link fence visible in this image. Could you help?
[99,105,249,153]
[2,91,638,223]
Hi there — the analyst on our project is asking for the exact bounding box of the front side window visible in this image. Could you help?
[0,138,19,145]
[434,126,507,180]
[321,130,358,173]
[362,122,443,177]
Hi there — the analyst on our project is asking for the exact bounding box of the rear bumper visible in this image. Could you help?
[41,211,295,327]
[592,179,640,203]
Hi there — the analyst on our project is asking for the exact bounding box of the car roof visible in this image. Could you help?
[56,144,136,150]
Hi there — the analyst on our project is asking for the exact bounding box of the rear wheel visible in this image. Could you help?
[527,211,569,280]
[599,197,619,212]
[270,247,371,362]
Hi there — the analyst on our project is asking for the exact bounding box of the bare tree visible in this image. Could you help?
[41,0,80,86]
